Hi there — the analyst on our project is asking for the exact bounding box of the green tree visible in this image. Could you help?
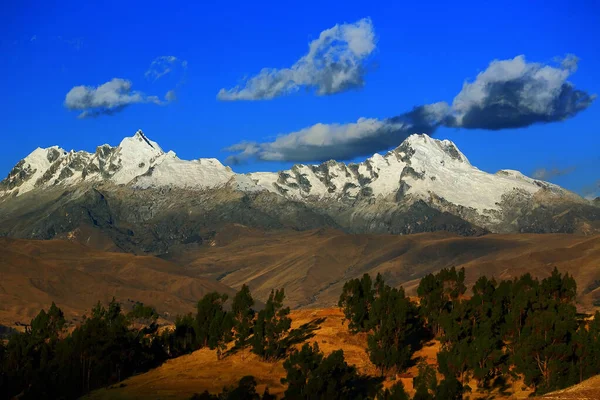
[367,283,422,374]
[338,273,376,332]
[282,342,379,399]
[232,285,255,349]
[417,267,466,337]
[252,289,291,361]
[30,302,65,340]
[413,361,437,400]
[220,375,261,400]
[502,274,538,354]
[434,376,463,400]
[128,302,158,325]
[512,270,578,393]
[190,376,275,400]
[380,381,409,400]
[196,293,234,358]
[169,314,198,356]
[573,311,600,383]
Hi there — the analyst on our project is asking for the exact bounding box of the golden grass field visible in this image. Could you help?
[86,308,542,400]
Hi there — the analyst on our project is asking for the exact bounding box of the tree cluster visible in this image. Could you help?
[0,284,298,399]
[190,375,276,400]
[418,267,600,395]
[339,273,425,374]
[0,300,167,400]
[167,286,293,362]
[339,267,600,398]
[282,342,384,399]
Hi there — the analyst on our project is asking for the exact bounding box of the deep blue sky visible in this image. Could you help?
[1,0,598,195]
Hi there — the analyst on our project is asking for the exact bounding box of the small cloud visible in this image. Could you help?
[30,35,37,42]
[165,90,177,102]
[64,78,163,118]
[145,56,186,81]
[218,17,376,101]
[582,180,600,200]
[557,53,579,72]
[531,166,576,181]
[581,179,600,200]
[65,37,84,51]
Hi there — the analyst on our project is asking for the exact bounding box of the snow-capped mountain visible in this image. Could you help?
[0,130,598,253]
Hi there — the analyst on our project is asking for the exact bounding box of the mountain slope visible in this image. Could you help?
[0,237,235,326]
[0,130,598,253]
[167,227,600,310]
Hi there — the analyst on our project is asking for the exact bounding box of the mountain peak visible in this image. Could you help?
[389,133,470,165]
[119,129,162,152]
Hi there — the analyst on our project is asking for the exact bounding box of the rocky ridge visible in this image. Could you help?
[0,130,598,253]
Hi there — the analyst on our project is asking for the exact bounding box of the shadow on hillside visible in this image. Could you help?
[282,317,327,349]
[224,317,327,359]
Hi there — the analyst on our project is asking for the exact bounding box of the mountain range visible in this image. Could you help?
[1,130,598,254]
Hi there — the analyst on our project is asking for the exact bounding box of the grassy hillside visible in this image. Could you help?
[173,227,600,310]
[87,308,536,400]
[0,237,235,326]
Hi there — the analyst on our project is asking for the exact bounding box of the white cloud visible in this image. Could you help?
[64,78,162,118]
[225,103,447,163]
[218,18,376,101]
[224,54,594,164]
[531,166,576,181]
[583,180,600,200]
[447,55,595,129]
[165,90,177,102]
[145,56,187,81]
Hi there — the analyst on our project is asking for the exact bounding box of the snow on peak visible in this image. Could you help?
[110,131,165,184]
[1,129,574,219]
[244,134,570,217]
[118,130,163,153]
[396,134,470,165]
[0,146,68,195]
[132,154,235,190]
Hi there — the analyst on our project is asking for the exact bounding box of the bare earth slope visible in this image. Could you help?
[535,374,600,399]
[2,230,599,326]
[175,226,600,310]
[0,238,234,326]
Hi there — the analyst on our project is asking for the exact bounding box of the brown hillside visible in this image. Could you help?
[0,238,235,327]
[2,229,600,326]
[173,227,600,310]
[87,308,538,400]
[533,374,600,399]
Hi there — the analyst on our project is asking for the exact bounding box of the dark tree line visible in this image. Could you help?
[0,299,167,400]
[340,267,600,398]
[190,376,276,400]
[167,286,294,362]
[0,285,302,399]
[424,267,598,394]
[339,273,426,375]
